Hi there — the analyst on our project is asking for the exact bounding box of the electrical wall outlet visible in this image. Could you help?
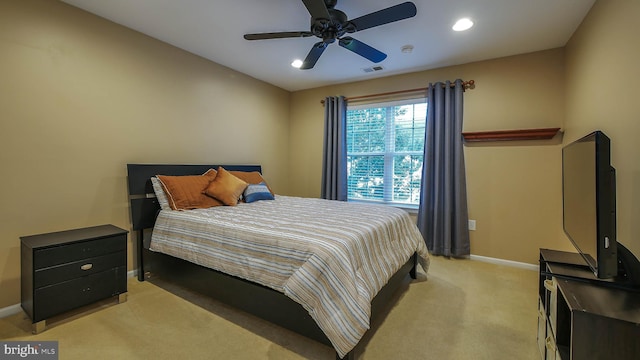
[468,219,476,231]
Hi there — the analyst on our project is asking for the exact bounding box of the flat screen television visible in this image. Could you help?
[562,131,617,278]
[562,131,639,288]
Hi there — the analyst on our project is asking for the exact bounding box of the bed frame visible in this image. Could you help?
[126,164,417,360]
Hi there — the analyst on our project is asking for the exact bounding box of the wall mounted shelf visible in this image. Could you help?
[462,127,561,142]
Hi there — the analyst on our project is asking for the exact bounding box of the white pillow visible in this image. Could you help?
[150,176,171,210]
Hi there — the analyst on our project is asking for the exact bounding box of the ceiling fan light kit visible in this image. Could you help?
[244,0,418,70]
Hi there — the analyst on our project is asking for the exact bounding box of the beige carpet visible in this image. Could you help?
[0,256,540,359]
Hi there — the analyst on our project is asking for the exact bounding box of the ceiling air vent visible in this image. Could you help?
[362,66,384,73]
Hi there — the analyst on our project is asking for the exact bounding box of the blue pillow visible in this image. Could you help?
[243,182,275,203]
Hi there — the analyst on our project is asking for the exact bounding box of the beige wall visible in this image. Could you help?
[564,0,640,258]
[0,0,290,308]
[290,49,572,264]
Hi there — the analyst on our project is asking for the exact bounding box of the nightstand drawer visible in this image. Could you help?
[34,251,126,288]
[33,234,126,269]
[33,266,126,322]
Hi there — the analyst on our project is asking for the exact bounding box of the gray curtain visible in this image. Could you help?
[417,80,470,256]
[321,96,348,201]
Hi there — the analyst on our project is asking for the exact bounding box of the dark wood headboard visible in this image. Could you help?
[126,164,262,231]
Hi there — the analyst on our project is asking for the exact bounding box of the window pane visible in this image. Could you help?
[347,155,384,201]
[394,104,426,152]
[347,108,386,153]
[393,155,423,204]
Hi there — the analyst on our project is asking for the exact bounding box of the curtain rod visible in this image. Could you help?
[320,80,475,105]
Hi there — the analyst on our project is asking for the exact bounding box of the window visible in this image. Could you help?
[346,98,427,207]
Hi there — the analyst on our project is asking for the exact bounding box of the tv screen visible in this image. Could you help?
[562,131,617,279]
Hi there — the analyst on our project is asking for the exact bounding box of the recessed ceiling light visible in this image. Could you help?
[291,59,303,68]
[452,18,474,31]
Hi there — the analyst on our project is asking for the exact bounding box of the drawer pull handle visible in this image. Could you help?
[80,263,93,271]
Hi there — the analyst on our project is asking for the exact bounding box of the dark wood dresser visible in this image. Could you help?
[20,224,128,333]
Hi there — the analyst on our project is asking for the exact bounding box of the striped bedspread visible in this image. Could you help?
[150,195,429,357]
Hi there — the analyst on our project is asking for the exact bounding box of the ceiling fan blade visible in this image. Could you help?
[348,2,417,32]
[301,0,331,20]
[300,41,328,70]
[339,37,387,63]
[244,31,313,40]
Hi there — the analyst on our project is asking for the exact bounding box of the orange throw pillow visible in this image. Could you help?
[156,170,221,210]
[204,167,248,206]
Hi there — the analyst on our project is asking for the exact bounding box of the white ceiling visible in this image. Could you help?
[60,0,596,92]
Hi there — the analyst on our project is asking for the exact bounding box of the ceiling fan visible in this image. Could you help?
[243,0,417,70]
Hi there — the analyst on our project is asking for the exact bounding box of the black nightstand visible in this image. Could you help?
[20,224,128,333]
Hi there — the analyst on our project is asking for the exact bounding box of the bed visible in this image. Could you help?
[126,164,429,359]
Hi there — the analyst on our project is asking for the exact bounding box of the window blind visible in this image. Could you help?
[346,98,427,206]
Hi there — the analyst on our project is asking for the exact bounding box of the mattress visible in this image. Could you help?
[150,195,429,357]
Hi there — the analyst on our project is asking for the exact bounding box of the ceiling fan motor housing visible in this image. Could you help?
[324,0,338,8]
[310,8,354,42]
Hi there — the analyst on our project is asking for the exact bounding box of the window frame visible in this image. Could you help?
[346,97,427,209]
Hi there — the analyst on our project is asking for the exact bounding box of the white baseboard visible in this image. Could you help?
[470,254,539,271]
[0,304,22,318]
[1,270,140,319]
